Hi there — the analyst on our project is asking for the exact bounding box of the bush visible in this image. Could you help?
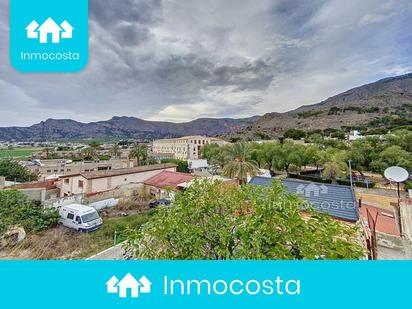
[336,179,376,188]
[0,159,39,182]
[160,159,189,173]
[288,173,332,184]
[98,155,111,161]
[405,181,412,192]
[0,190,59,234]
[284,128,306,140]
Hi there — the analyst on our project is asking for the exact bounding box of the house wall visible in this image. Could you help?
[60,175,88,197]
[44,194,84,209]
[84,183,145,204]
[60,167,176,197]
[29,159,134,179]
[144,185,176,200]
[400,201,412,241]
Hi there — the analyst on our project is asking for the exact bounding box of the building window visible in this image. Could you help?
[78,180,84,188]
[64,179,69,184]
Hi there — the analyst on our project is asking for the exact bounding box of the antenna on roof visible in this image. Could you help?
[384,166,409,183]
[384,166,409,236]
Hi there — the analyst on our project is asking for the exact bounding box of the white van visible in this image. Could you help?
[58,204,103,232]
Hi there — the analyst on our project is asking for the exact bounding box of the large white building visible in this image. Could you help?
[152,136,228,160]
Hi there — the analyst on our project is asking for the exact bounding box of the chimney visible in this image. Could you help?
[0,176,5,189]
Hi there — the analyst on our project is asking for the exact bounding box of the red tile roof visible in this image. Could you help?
[7,180,58,190]
[360,204,400,236]
[59,163,177,180]
[144,171,194,189]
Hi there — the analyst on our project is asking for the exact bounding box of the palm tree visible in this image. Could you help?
[42,147,57,159]
[82,147,98,161]
[129,144,148,166]
[109,144,121,159]
[222,143,260,185]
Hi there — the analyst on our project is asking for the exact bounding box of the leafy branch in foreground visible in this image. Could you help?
[125,180,365,260]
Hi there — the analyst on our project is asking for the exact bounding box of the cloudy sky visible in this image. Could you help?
[0,0,411,127]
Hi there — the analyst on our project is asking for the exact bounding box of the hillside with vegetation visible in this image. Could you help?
[227,73,412,141]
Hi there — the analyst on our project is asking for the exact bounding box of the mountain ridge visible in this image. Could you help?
[1,73,411,141]
[0,115,260,141]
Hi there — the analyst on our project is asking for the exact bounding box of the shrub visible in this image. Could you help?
[0,159,39,182]
[0,190,59,234]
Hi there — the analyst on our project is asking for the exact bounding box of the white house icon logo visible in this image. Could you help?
[106,273,152,298]
[296,183,328,197]
[26,17,74,44]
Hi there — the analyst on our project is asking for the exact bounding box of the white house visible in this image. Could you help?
[59,163,177,197]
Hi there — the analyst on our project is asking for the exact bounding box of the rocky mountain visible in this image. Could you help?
[1,73,411,142]
[230,73,412,140]
[0,116,259,141]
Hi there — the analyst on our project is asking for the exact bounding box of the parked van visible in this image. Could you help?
[58,204,103,232]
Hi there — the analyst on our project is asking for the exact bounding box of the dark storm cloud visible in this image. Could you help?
[210,60,274,91]
[0,0,411,125]
[89,0,162,25]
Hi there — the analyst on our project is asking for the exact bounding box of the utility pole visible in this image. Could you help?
[348,160,353,190]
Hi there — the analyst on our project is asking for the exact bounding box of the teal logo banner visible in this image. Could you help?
[0,261,410,308]
[10,0,88,72]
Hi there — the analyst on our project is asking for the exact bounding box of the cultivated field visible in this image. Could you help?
[0,147,42,159]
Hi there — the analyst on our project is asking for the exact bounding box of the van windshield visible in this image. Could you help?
[81,211,100,223]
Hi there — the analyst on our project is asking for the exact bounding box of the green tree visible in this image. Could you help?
[109,144,121,159]
[348,139,380,175]
[284,128,306,140]
[250,142,275,170]
[161,159,189,173]
[201,144,229,168]
[42,147,57,159]
[321,150,348,183]
[370,146,412,172]
[387,130,412,152]
[89,142,101,150]
[222,143,260,184]
[0,159,38,182]
[129,144,149,166]
[0,190,59,234]
[270,143,307,175]
[125,180,365,260]
[307,133,324,145]
[82,147,98,161]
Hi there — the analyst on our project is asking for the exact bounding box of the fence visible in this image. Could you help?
[288,173,376,188]
[43,194,84,209]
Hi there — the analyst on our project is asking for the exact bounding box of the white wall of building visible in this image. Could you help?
[152,136,227,160]
[60,167,176,197]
